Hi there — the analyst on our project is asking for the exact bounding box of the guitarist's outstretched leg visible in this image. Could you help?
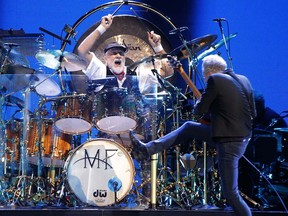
[130,121,213,161]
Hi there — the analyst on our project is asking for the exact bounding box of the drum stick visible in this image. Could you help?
[105,1,127,24]
[130,7,151,32]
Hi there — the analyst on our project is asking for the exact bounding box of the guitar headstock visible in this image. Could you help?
[167,55,182,69]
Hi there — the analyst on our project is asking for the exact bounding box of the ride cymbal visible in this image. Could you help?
[171,34,218,60]
[36,50,87,71]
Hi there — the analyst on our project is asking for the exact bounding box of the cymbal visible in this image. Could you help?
[274,127,288,133]
[35,50,87,71]
[1,45,30,67]
[32,74,61,97]
[0,74,32,93]
[128,54,169,70]
[128,54,174,79]
[0,64,35,92]
[197,33,237,61]
[1,64,35,74]
[171,34,218,60]
[4,95,25,109]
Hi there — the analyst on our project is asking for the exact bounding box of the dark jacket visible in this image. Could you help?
[194,69,256,141]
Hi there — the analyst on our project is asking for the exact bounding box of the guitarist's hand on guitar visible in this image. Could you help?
[167,55,202,100]
[167,55,182,69]
[167,55,210,124]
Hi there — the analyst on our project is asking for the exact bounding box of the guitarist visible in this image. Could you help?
[130,54,256,216]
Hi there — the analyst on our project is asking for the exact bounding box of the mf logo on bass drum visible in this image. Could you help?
[73,148,119,169]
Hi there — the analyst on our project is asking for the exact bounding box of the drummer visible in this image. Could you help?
[76,14,173,94]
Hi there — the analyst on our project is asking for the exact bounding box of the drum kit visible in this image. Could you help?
[0,22,244,209]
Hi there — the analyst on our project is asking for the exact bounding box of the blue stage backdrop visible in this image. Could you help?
[1,0,287,124]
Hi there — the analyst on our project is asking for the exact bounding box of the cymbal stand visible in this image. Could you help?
[0,44,13,73]
[163,77,188,205]
[171,28,206,89]
[0,95,6,178]
[14,87,32,205]
[150,96,158,209]
[0,94,8,205]
[33,96,47,178]
[54,55,68,95]
[202,141,208,205]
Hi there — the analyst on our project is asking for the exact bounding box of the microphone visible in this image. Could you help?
[169,26,188,35]
[213,18,226,22]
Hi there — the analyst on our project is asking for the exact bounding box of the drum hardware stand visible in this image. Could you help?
[0,94,9,205]
[13,86,33,205]
[150,108,158,209]
[170,26,206,89]
[242,155,288,211]
[0,43,17,74]
[196,141,218,209]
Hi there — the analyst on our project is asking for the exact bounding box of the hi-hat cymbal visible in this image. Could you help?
[36,50,87,71]
[171,34,218,60]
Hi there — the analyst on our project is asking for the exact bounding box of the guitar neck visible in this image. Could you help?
[177,66,202,100]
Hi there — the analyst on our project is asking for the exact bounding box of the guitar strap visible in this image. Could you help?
[224,69,255,120]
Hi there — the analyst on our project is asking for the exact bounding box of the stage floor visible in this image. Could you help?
[0,206,288,216]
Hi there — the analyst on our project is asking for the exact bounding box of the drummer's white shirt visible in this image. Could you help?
[82,52,159,94]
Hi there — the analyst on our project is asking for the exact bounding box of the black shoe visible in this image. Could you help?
[129,130,149,161]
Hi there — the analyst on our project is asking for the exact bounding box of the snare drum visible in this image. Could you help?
[64,139,135,206]
[55,93,92,135]
[93,88,138,134]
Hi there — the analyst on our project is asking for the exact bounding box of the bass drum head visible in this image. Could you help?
[64,138,135,206]
[71,15,172,94]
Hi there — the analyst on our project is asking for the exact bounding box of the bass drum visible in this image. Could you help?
[64,139,135,206]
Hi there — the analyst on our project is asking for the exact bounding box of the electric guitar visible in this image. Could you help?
[168,55,210,124]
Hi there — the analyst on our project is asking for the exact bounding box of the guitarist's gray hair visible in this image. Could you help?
[202,54,227,75]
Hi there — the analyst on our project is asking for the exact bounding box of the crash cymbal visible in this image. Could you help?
[128,54,169,70]
[197,33,237,61]
[1,44,30,67]
[1,64,35,74]
[32,74,61,97]
[274,128,288,133]
[36,50,87,71]
[171,34,218,60]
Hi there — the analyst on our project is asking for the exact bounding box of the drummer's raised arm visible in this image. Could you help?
[147,31,174,78]
[77,14,113,65]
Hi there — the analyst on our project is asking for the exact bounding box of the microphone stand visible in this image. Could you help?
[215,20,233,69]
